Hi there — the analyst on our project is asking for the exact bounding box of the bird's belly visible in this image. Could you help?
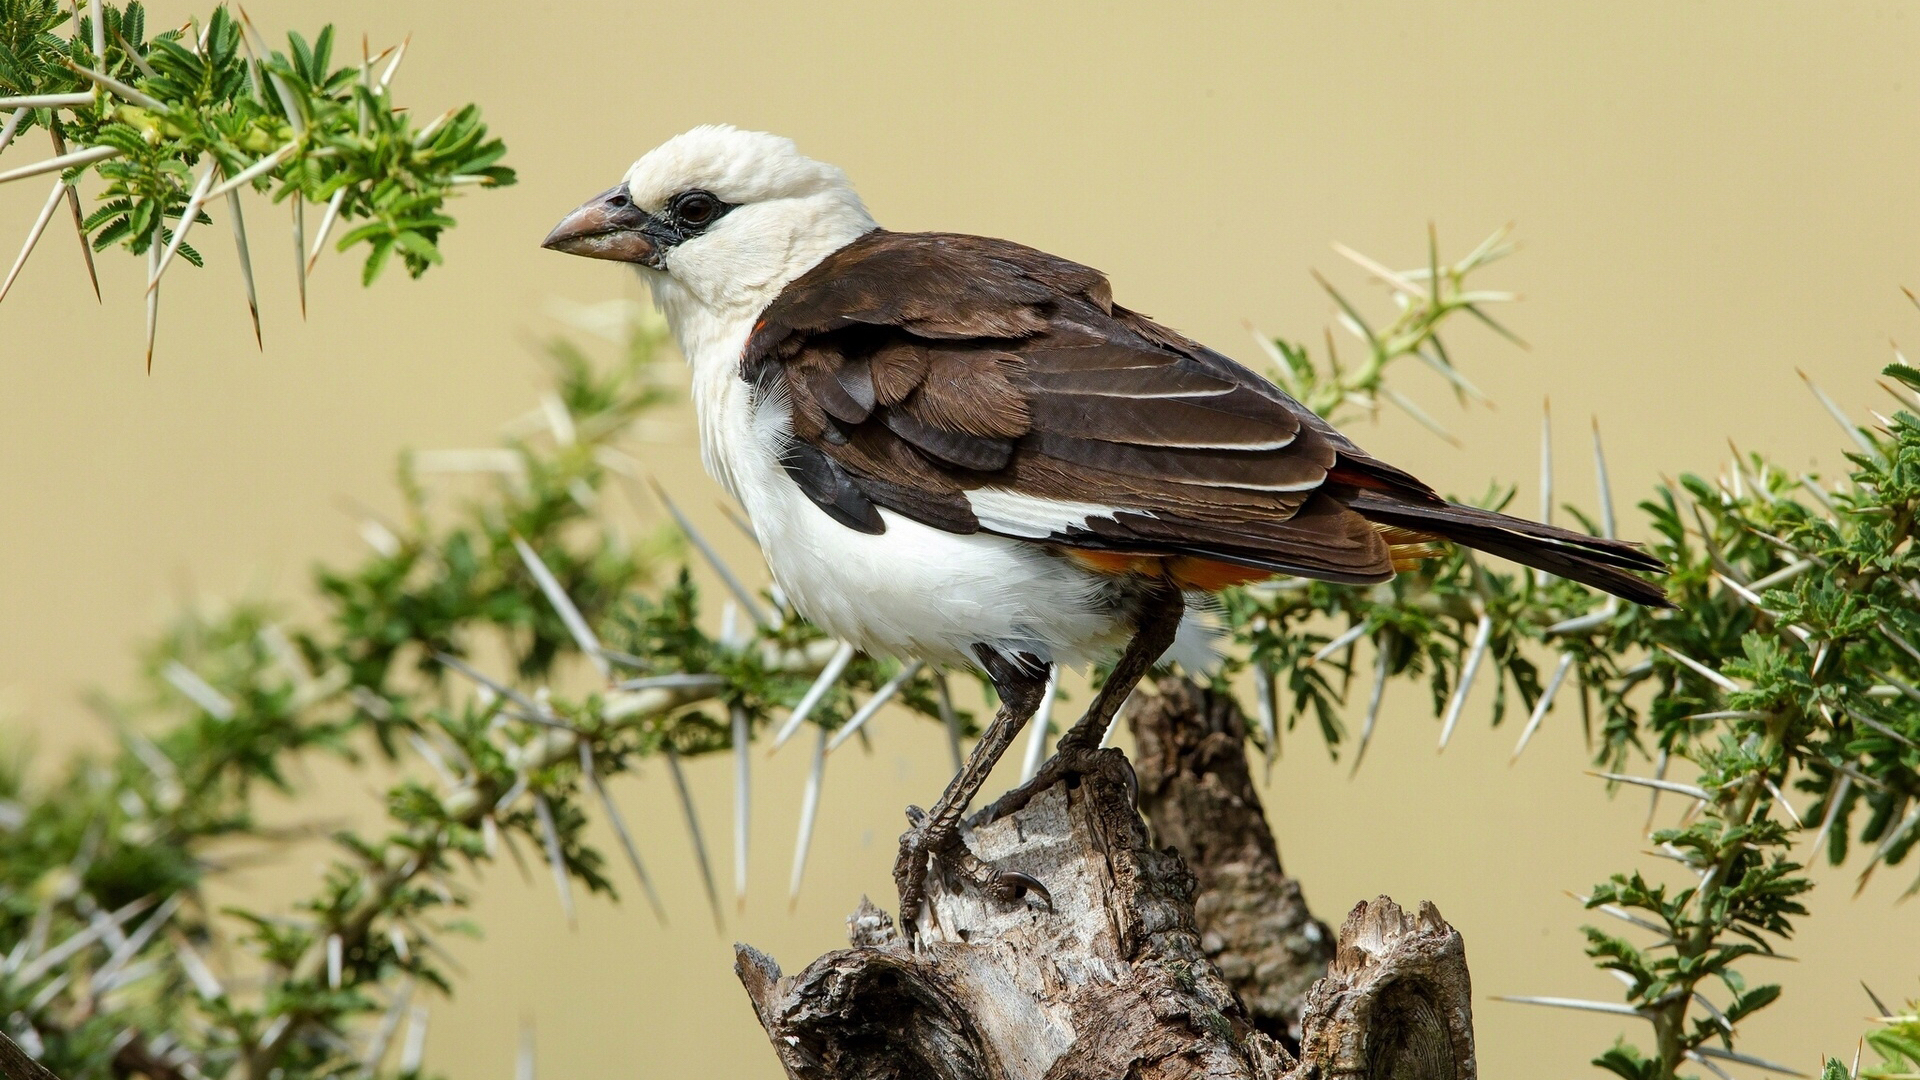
[752,477,1132,669]
[700,383,1129,669]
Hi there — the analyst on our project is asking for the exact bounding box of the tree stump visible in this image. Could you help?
[736,678,1477,1080]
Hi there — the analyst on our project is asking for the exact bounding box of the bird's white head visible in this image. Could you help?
[543,126,877,333]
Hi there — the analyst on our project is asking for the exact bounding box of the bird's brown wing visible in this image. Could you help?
[745,230,1667,602]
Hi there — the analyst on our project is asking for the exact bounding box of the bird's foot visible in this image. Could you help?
[893,805,1052,942]
[968,737,1137,829]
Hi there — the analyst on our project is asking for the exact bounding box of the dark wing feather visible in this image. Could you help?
[746,230,1667,604]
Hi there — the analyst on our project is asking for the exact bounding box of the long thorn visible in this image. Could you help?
[1382,386,1461,446]
[1351,644,1389,775]
[291,198,305,318]
[531,794,576,929]
[1511,652,1573,762]
[378,34,410,89]
[787,726,827,906]
[1800,368,1885,462]
[148,161,216,291]
[934,671,963,773]
[1494,995,1646,1018]
[145,218,161,370]
[226,188,261,347]
[0,177,66,302]
[205,143,295,200]
[57,59,162,110]
[0,92,95,109]
[1019,667,1061,783]
[0,144,119,185]
[578,743,666,924]
[44,128,99,301]
[90,0,104,60]
[827,660,925,753]
[237,7,304,135]
[1588,771,1712,801]
[768,641,855,752]
[1308,620,1370,665]
[511,536,610,678]
[664,748,723,929]
[1252,661,1278,762]
[1538,396,1553,586]
[0,109,24,156]
[305,184,346,273]
[647,478,770,627]
[1659,644,1744,693]
[732,704,749,910]
[1592,417,1616,538]
[1438,614,1492,751]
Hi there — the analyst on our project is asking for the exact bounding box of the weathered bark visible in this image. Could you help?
[737,680,1477,1080]
[1129,677,1335,1049]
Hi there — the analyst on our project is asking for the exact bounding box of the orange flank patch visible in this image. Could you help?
[1059,548,1278,592]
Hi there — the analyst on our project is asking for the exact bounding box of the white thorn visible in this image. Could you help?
[664,748,723,929]
[58,61,163,110]
[516,1018,535,1080]
[1493,995,1646,1018]
[90,0,105,60]
[1019,668,1062,782]
[732,703,750,908]
[648,479,771,627]
[1800,369,1885,463]
[148,161,217,292]
[399,1004,429,1074]
[1351,645,1389,775]
[325,933,342,989]
[1591,417,1616,539]
[934,671,963,774]
[378,35,410,89]
[511,536,610,679]
[1252,662,1278,761]
[205,143,296,200]
[1437,614,1493,751]
[788,726,828,904]
[578,744,666,923]
[769,641,855,753]
[291,198,305,318]
[226,188,261,348]
[305,184,347,273]
[1538,397,1553,587]
[1511,652,1574,762]
[1659,644,1745,693]
[1589,771,1713,801]
[0,177,67,303]
[1382,386,1461,446]
[0,144,119,186]
[238,7,305,136]
[0,92,97,109]
[827,660,925,753]
[162,661,234,720]
[1308,620,1370,665]
[0,110,25,157]
[532,793,576,929]
[145,218,161,368]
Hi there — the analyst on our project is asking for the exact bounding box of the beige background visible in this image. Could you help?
[4,1,1919,1075]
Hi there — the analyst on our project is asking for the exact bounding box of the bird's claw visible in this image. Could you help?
[893,807,1052,939]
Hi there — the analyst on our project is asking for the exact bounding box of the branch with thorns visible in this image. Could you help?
[0,1,512,366]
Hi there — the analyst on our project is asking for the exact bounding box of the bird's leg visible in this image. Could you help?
[894,649,1051,935]
[972,579,1185,826]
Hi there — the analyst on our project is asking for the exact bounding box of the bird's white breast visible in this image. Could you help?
[668,303,1132,671]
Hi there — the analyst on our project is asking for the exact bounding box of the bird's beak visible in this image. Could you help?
[541,184,661,266]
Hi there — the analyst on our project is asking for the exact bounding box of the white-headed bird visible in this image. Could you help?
[544,125,1668,930]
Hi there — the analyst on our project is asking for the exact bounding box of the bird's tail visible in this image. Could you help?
[1348,491,1672,608]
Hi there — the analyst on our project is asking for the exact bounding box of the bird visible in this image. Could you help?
[542,124,1669,931]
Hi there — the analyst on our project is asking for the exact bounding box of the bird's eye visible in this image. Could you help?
[674,191,718,226]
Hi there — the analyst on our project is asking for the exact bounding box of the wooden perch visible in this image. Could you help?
[1128,676,1335,1048]
[736,678,1478,1080]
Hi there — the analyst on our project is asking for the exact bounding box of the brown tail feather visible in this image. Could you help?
[1348,492,1672,608]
